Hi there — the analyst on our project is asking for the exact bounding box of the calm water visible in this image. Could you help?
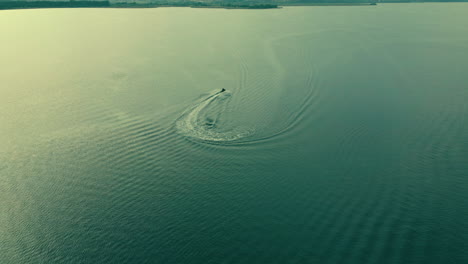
[1,4,468,263]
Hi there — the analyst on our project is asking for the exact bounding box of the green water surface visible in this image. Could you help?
[1,4,468,264]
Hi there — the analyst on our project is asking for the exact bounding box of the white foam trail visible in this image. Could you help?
[176,90,253,143]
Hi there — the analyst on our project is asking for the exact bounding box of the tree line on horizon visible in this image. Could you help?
[0,0,110,10]
[1,0,467,10]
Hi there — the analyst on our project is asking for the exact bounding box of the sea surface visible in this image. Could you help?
[1,4,468,263]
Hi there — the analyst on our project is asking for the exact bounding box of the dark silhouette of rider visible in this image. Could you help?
[221,88,226,93]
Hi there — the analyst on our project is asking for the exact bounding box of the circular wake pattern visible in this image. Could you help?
[176,90,254,143]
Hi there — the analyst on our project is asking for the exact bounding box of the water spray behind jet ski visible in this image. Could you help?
[176,88,253,142]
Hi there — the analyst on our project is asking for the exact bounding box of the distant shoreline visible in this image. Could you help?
[0,1,280,10]
[2,1,468,11]
[111,3,280,9]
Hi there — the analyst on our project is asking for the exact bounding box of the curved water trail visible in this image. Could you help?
[176,89,253,143]
[176,33,325,145]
